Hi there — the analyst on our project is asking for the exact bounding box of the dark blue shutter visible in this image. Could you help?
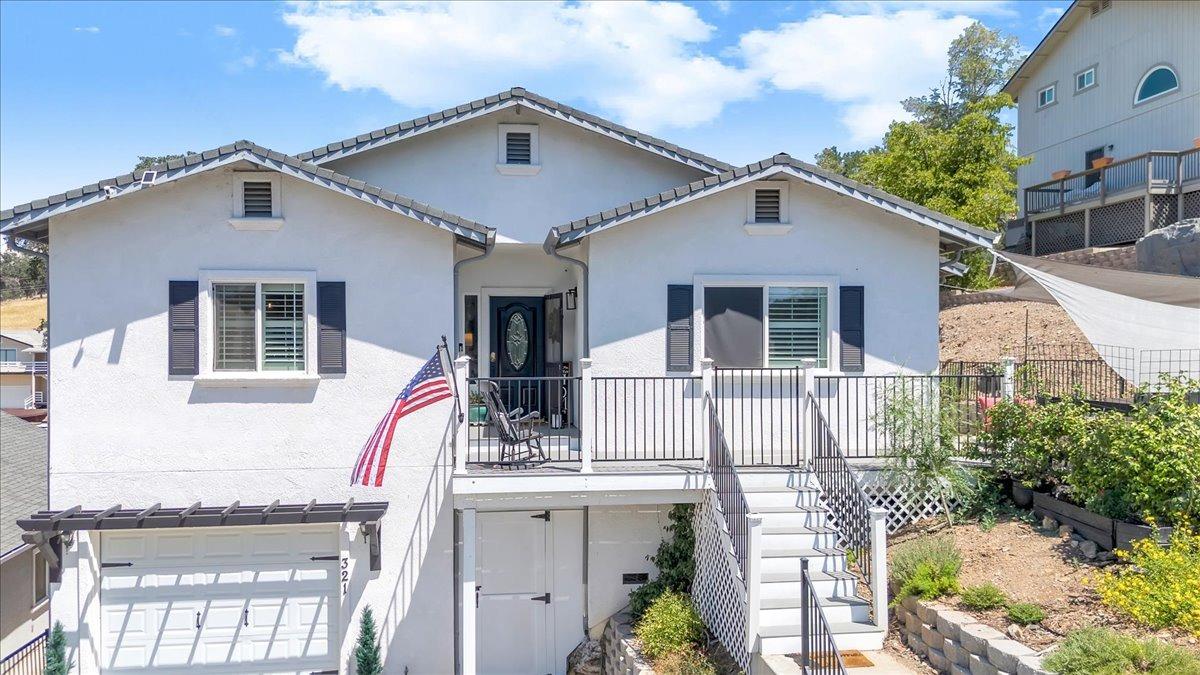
[318,282,347,374]
[839,286,865,372]
[666,285,693,372]
[168,281,199,376]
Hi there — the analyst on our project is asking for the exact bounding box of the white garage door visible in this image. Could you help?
[100,525,340,674]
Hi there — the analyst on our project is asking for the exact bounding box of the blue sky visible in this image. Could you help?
[0,0,1069,209]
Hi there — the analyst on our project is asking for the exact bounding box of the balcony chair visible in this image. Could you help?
[478,380,546,465]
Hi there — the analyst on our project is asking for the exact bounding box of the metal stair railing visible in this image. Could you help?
[799,558,848,675]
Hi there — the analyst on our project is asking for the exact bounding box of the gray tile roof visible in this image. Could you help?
[547,153,999,249]
[295,87,734,174]
[0,330,44,348]
[0,413,47,556]
[1,141,494,247]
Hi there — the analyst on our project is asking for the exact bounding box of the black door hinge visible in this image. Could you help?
[530,593,551,603]
[530,511,550,521]
[101,562,133,568]
[310,555,339,561]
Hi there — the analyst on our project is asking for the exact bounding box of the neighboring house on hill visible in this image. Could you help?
[1003,0,1200,256]
[0,330,47,410]
[0,87,995,674]
[0,412,49,664]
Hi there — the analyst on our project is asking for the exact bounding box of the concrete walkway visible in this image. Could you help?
[762,650,922,674]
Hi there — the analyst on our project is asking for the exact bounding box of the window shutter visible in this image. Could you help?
[505,132,532,164]
[168,281,199,376]
[839,286,865,372]
[318,281,347,374]
[242,181,273,217]
[666,285,693,372]
[754,188,781,223]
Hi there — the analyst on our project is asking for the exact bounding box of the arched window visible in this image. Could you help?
[1134,65,1179,104]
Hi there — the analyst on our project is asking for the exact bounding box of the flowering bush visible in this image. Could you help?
[1092,526,1200,636]
[975,397,1090,490]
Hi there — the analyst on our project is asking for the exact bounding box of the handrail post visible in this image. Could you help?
[701,358,715,471]
[579,358,593,473]
[800,558,811,669]
[799,359,816,466]
[869,507,889,633]
[453,356,471,475]
[1001,356,1016,402]
[745,514,763,658]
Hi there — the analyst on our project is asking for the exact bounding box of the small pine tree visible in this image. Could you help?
[45,621,73,675]
[354,606,383,675]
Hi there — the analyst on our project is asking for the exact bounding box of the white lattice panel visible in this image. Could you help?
[856,471,962,534]
[691,491,750,671]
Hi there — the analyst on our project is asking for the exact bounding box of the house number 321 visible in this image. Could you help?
[341,558,349,596]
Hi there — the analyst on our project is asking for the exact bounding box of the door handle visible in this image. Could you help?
[530,593,551,604]
[195,611,201,629]
[475,585,481,608]
[490,351,497,362]
[243,609,249,627]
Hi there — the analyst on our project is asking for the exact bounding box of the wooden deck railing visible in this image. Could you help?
[1024,147,1200,216]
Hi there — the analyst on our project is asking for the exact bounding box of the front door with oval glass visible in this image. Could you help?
[490,297,545,411]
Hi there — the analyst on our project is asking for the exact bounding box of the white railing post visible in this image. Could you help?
[1001,356,1016,402]
[869,507,889,633]
[579,357,593,473]
[700,358,715,470]
[454,356,471,475]
[745,514,763,657]
[800,359,816,465]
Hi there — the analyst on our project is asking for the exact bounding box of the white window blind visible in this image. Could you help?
[767,287,827,368]
[262,283,304,371]
[213,283,256,371]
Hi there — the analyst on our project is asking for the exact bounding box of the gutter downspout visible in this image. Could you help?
[7,236,48,260]
[452,231,496,356]
[544,229,589,358]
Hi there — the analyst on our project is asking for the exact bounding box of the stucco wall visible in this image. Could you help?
[586,177,942,377]
[46,168,459,673]
[0,548,49,659]
[587,504,673,636]
[326,109,709,244]
[1014,1,1200,196]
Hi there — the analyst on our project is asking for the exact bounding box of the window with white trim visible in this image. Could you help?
[1134,65,1179,104]
[0,348,17,361]
[1037,84,1056,108]
[212,281,305,372]
[767,287,828,368]
[497,124,540,174]
[1076,67,1096,92]
[703,283,829,369]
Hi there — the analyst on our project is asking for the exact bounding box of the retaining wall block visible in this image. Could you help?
[936,610,974,641]
[907,631,929,657]
[905,610,923,634]
[942,637,962,665]
[960,623,1006,656]
[986,640,1036,673]
[922,624,946,651]
[968,652,1000,675]
[902,595,922,614]
[917,601,948,625]
[952,665,972,675]
[928,646,950,672]
[1016,654,1052,675]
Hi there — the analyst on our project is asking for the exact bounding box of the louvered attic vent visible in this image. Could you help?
[242,181,273,217]
[506,132,532,164]
[1091,0,1111,16]
[754,188,781,223]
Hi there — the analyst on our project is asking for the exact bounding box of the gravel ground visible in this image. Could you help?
[890,517,1200,653]
[939,300,1091,363]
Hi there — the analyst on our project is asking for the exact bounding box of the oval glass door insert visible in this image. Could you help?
[506,313,529,370]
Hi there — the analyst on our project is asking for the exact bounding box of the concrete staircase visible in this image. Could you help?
[739,469,885,653]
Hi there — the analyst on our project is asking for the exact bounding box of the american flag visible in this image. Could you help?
[352,348,454,487]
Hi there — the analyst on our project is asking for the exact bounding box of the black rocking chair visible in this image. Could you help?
[478,380,546,465]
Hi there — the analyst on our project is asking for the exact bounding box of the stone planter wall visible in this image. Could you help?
[895,597,1051,675]
[602,612,654,675]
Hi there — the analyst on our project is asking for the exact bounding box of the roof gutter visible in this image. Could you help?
[544,229,589,358]
[453,230,497,358]
[6,236,48,260]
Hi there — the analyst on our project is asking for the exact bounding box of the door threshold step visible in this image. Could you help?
[759,620,882,638]
[760,547,843,559]
[761,569,857,583]
[761,594,871,610]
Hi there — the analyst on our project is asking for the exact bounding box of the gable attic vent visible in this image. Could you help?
[1091,0,1111,16]
[505,132,533,165]
[754,188,782,223]
[242,181,273,217]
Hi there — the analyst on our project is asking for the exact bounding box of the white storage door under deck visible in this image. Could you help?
[99,525,339,674]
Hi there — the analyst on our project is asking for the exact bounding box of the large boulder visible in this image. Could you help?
[1137,219,1200,276]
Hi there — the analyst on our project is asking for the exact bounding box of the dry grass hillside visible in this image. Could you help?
[0,296,48,331]
[939,300,1089,363]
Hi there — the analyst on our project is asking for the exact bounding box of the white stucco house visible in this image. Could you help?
[0,330,47,410]
[0,87,996,674]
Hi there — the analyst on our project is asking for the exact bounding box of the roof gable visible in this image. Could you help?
[1001,1,1087,99]
[1,141,494,247]
[295,87,732,175]
[547,154,998,250]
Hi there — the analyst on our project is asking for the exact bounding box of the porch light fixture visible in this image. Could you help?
[565,287,577,310]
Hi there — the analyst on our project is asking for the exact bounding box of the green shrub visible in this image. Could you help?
[1042,628,1200,675]
[1005,602,1046,625]
[630,504,695,620]
[652,646,718,675]
[960,583,1007,611]
[45,621,73,675]
[1094,526,1200,636]
[634,591,705,660]
[1067,376,1200,525]
[976,397,1090,490]
[890,536,962,602]
[354,606,382,675]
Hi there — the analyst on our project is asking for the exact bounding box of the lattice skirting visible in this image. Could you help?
[691,491,751,671]
[1183,190,1200,221]
[1150,194,1178,231]
[854,469,962,534]
[1033,212,1085,254]
[1091,197,1146,246]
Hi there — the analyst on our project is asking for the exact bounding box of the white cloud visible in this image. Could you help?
[214,24,237,37]
[73,26,100,33]
[1037,6,1066,30]
[739,9,973,144]
[280,1,758,132]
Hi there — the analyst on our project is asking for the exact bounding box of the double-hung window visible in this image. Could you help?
[703,282,830,369]
[201,271,315,378]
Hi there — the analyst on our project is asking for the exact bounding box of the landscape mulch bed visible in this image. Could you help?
[890,516,1199,654]
[939,301,1092,363]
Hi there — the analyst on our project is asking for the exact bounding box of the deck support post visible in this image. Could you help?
[579,358,593,473]
[454,356,471,475]
[869,507,888,632]
[745,514,763,657]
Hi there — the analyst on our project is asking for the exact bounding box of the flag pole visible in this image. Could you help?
[441,335,464,424]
